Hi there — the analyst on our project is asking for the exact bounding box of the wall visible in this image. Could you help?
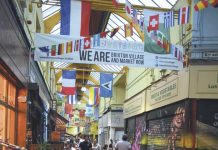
[123,91,146,119]
[17,88,28,147]
[126,68,151,99]
[0,0,29,86]
[192,0,218,46]
[189,65,218,99]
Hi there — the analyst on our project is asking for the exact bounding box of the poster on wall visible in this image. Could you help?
[196,100,218,149]
[143,9,184,71]
[146,101,189,150]
[33,33,182,70]
[132,115,146,150]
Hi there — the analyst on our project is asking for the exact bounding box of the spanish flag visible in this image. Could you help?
[58,43,64,55]
[194,0,208,11]
[209,0,218,7]
[66,41,73,53]
[124,23,133,38]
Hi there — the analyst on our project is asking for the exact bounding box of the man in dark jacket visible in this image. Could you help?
[79,135,92,150]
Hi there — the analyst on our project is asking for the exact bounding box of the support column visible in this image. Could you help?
[109,127,115,143]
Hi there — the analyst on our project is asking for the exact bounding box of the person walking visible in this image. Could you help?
[115,134,131,150]
[92,139,101,150]
[79,135,92,150]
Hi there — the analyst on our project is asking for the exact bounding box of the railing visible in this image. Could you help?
[30,143,64,150]
[0,141,26,150]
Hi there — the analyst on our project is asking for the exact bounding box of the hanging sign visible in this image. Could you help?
[34,33,183,70]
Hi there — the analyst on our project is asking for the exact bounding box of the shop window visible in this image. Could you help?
[7,109,15,144]
[0,74,7,102]
[0,105,6,142]
[8,82,16,107]
[0,72,17,145]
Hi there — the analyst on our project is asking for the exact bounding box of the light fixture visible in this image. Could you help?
[81,70,87,92]
[81,86,86,92]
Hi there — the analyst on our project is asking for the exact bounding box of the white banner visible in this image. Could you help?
[34,33,183,70]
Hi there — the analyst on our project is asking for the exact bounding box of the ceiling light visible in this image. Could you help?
[81,86,86,92]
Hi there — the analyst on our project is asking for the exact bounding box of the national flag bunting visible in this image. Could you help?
[138,17,144,33]
[110,27,120,38]
[39,46,49,56]
[74,40,80,51]
[94,88,100,105]
[61,70,76,95]
[147,14,159,32]
[65,103,73,114]
[100,73,113,97]
[178,6,190,25]
[68,95,74,104]
[208,0,218,7]
[84,37,91,49]
[164,11,174,28]
[89,87,95,105]
[132,8,138,25]
[125,0,132,19]
[58,43,64,55]
[60,0,91,36]
[112,0,119,8]
[93,34,100,47]
[66,41,73,53]
[50,45,57,56]
[85,104,93,117]
[124,23,133,37]
[100,31,110,38]
[194,0,208,11]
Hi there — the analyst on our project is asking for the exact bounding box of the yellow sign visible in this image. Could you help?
[150,79,178,105]
[197,71,218,94]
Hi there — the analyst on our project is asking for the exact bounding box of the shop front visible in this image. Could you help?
[0,59,28,149]
[124,90,146,149]
[124,66,218,149]
[0,67,17,145]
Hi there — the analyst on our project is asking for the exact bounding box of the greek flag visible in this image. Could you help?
[164,11,174,28]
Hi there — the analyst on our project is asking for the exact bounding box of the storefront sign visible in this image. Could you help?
[150,79,178,105]
[197,71,218,94]
[124,91,146,118]
[203,51,218,59]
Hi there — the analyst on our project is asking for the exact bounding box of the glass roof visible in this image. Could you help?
[42,0,178,100]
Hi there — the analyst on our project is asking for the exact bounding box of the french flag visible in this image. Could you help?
[178,6,190,25]
[61,70,76,95]
[60,0,91,36]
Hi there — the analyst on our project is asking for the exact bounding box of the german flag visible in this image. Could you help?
[66,41,73,53]
[194,0,208,11]
[58,43,64,55]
